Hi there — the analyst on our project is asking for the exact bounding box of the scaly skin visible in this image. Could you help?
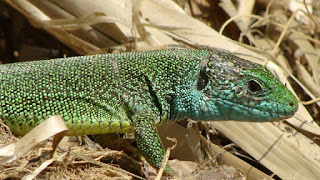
[0,48,298,173]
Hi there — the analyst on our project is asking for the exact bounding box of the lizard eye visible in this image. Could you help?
[196,69,209,91]
[248,80,262,93]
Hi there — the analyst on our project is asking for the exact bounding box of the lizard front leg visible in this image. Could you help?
[133,113,174,175]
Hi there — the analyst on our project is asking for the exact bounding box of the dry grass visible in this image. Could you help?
[0,0,320,179]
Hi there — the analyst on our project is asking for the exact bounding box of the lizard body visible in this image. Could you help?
[0,48,298,172]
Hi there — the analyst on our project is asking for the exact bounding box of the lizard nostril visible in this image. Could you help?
[289,102,294,107]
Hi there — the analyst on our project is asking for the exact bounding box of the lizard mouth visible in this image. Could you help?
[212,98,297,122]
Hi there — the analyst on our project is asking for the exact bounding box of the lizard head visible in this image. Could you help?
[187,49,298,122]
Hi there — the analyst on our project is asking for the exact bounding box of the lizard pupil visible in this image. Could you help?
[248,80,262,93]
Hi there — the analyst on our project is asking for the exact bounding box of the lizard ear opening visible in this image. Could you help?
[196,68,209,91]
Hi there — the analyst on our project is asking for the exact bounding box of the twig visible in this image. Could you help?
[300,97,320,105]
[70,152,145,180]
[271,11,297,56]
[155,137,177,180]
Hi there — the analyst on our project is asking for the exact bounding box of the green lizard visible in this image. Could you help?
[0,48,298,173]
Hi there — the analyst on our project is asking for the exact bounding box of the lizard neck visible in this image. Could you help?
[169,89,219,121]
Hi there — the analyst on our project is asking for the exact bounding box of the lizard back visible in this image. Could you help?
[0,49,210,136]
